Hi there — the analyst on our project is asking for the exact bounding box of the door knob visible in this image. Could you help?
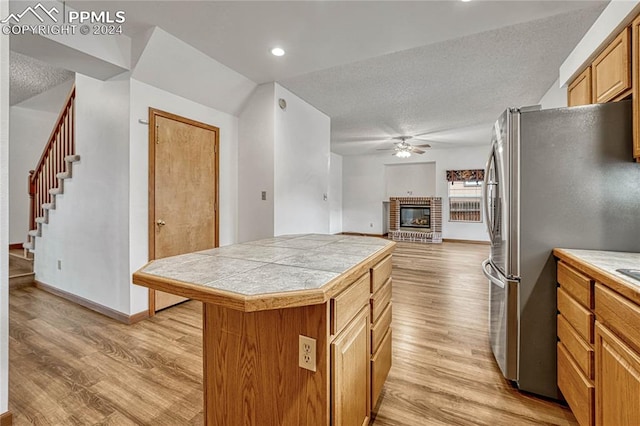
[156,219,166,226]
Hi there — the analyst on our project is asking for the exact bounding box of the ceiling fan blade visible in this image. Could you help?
[376,147,396,151]
[414,143,431,148]
[411,148,426,154]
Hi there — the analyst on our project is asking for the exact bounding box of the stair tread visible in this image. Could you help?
[65,154,80,162]
[42,203,55,209]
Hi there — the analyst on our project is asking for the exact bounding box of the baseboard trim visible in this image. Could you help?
[34,280,148,324]
[340,232,387,238]
[0,410,12,426]
[129,310,150,324]
[8,243,22,250]
[443,238,490,245]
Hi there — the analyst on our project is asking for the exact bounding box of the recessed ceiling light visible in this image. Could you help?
[271,47,285,57]
[461,0,471,2]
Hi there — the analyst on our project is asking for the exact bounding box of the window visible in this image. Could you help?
[446,169,484,223]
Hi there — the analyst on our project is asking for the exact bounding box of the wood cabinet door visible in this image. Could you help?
[592,27,631,104]
[331,307,370,426]
[632,15,640,161]
[568,67,593,106]
[595,322,640,426]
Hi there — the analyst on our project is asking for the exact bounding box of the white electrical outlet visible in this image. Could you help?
[299,335,316,372]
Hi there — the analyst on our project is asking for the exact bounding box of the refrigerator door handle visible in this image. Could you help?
[482,258,504,289]
[483,151,495,242]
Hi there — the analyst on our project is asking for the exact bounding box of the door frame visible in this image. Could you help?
[147,107,220,315]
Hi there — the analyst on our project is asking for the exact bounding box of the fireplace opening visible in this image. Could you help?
[400,205,431,229]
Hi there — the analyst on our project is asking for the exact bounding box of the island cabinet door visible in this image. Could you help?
[331,306,371,426]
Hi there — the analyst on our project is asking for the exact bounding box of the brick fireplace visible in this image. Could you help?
[388,197,442,243]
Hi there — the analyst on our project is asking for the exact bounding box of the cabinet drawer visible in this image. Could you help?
[592,27,631,103]
[558,342,594,426]
[331,272,371,335]
[595,283,640,353]
[558,314,594,379]
[558,261,594,309]
[558,287,594,344]
[371,302,392,353]
[371,255,392,294]
[371,278,392,323]
[371,328,392,407]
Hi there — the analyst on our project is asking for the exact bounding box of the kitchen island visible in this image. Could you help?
[133,234,396,426]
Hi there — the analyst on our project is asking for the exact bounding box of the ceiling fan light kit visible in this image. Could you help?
[395,150,412,158]
[376,135,430,158]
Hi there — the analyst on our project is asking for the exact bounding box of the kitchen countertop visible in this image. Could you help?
[133,234,395,312]
[554,248,640,304]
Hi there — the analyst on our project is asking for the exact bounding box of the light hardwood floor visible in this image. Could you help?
[9,241,577,425]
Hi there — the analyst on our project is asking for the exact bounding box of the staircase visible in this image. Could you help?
[9,249,34,289]
[23,85,80,252]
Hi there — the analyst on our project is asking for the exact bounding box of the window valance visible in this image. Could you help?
[446,169,485,182]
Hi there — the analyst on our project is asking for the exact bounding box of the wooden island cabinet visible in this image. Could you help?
[554,249,640,426]
[133,234,395,426]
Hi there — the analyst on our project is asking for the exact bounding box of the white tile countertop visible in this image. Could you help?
[554,248,640,304]
[133,234,396,311]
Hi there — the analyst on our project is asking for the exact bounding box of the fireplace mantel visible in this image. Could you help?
[388,197,442,243]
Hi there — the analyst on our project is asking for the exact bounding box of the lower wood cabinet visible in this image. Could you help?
[594,322,640,426]
[330,254,394,425]
[332,306,371,426]
[556,256,640,426]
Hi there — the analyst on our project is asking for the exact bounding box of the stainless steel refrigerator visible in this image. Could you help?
[481,100,640,399]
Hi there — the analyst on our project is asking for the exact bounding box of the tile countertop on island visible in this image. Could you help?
[553,248,640,305]
[133,234,396,312]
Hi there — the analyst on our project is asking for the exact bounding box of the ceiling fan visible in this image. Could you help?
[377,136,431,158]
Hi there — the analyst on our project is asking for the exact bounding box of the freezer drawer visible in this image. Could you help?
[483,259,519,381]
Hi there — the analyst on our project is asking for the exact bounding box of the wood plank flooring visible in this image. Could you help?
[8,241,577,425]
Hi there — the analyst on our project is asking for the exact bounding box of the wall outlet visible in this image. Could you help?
[57,260,62,270]
[261,191,267,201]
[369,222,374,228]
[299,335,317,372]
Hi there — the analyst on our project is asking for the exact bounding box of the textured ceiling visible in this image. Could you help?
[10,51,74,106]
[281,5,607,155]
[34,0,608,154]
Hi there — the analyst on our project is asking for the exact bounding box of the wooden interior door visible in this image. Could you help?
[149,108,219,313]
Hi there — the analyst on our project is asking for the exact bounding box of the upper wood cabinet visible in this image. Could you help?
[632,15,640,161]
[592,27,631,104]
[568,67,593,107]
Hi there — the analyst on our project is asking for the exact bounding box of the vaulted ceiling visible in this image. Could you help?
[13,0,609,154]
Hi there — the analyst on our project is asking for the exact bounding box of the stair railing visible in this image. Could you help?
[28,85,75,231]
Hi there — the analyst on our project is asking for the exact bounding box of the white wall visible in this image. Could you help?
[9,80,74,244]
[538,78,568,110]
[238,83,275,243]
[0,0,9,412]
[342,145,490,241]
[132,27,256,117]
[329,152,343,235]
[9,107,57,243]
[385,162,436,199]
[35,72,131,312]
[129,79,239,313]
[274,84,330,235]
